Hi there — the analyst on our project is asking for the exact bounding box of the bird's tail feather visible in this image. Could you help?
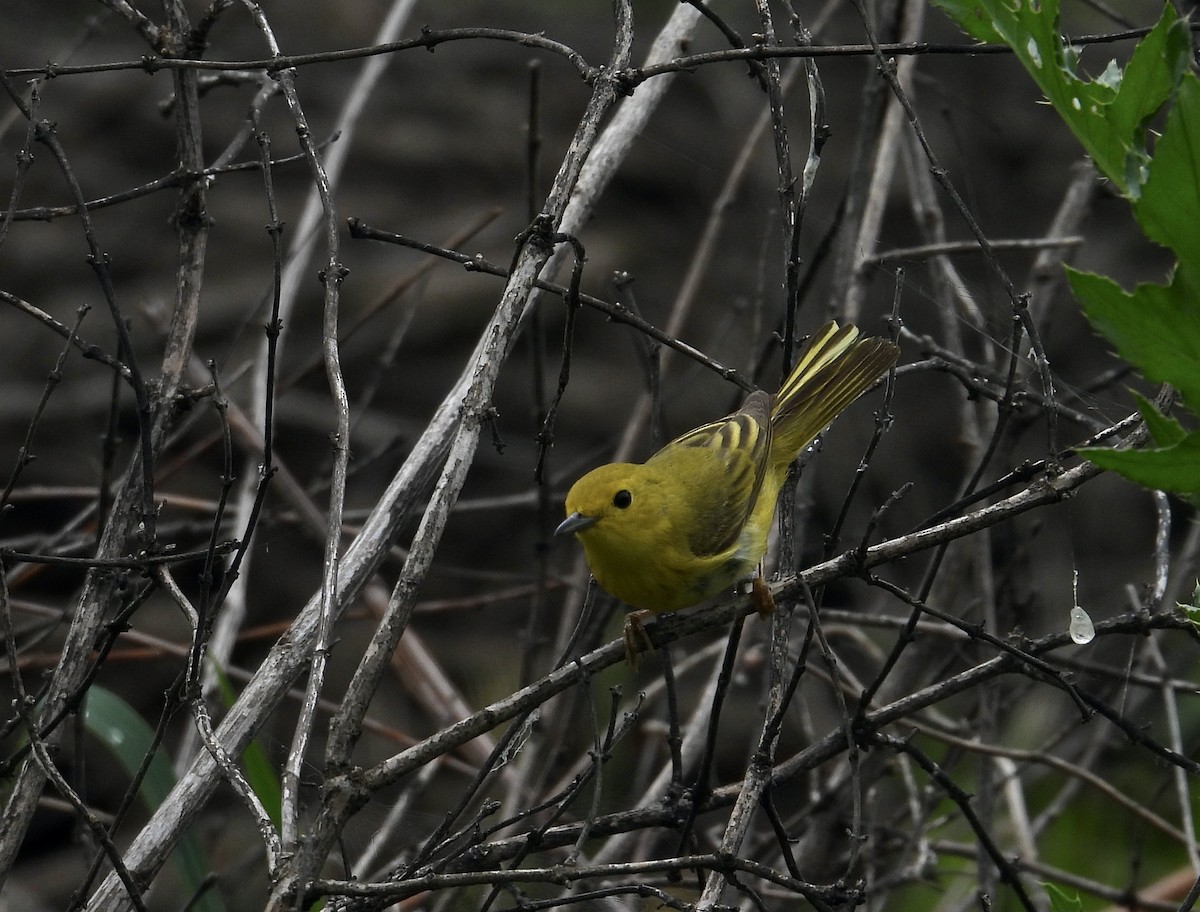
[769,321,899,468]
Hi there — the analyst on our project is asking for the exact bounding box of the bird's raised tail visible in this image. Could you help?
[768,321,900,469]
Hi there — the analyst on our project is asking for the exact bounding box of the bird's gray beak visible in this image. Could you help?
[555,511,597,537]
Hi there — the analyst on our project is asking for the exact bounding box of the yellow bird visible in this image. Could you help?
[556,321,899,662]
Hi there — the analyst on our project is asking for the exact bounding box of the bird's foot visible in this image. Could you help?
[623,609,654,668]
[750,575,776,617]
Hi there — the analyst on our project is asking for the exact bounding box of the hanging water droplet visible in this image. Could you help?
[1069,606,1095,645]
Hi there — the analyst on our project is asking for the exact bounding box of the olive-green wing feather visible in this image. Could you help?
[647,391,772,558]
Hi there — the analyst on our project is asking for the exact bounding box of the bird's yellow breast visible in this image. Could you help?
[563,454,780,613]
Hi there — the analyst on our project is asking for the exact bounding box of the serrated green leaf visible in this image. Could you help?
[1108,7,1188,145]
[930,0,1005,43]
[1068,264,1200,409]
[932,1,1185,195]
[1136,74,1200,266]
[1131,390,1186,447]
[85,687,225,912]
[1081,431,1200,492]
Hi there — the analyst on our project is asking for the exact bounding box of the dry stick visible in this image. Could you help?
[1149,489,1172,613]
[310,853,842,907]
[500,0,711,837]
[694,0,806,903]
[872,731,1039,912]
[586,644,726,869]
[1145,630,1200,874]
[0,291,129,379]
[1024,160,1097,328]
[280,9,637,908]
[521,58,552,691]
[852,23,1067,727]
[192,72,333,750]
[333,430,1147,845]
[10,23,1182,83]
[865,235,1085,264]
[610,70,792,463]
[239,0,354,871]
[0,87,156,538]
[155,566,283,873]
[0,6,208,884]
[393,611,1192,881]
[566,686,627,865]
[898,106,1011,907]
[857,0,1062,457]
[6,145,319,222]
[347,222,750,391]
[66,674,190,912]
[0,565,151,912]
[44,0,223,879]
[187,362,236,691]
[750,0,799,354]
[83,4,649,902]
[676,610,747,860]
[0,83,38,251]
[11,25,597,81]
[206,0,416,754]
[937,840,1181,912]
[921,711,1191,846]
[533,233,586,485]
[842,0,926,326]
[474,683,624,912]
[0,295,95,515]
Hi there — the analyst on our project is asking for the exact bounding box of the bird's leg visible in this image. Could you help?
[750,574,776,617]
[623,609,654,667]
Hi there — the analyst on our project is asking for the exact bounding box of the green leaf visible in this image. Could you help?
[213,664,282,829]
[85,687,225,912]
[1107,7,1188,176]
[932,0,1187,195]
[930,0,1007,44]
[1136,74,1200,265]
[1080,432,1200,493]
[1068,264,1200,409]
[1132,390,1186,448]
[1177,581,1200,630]
[1043,882,1084,912]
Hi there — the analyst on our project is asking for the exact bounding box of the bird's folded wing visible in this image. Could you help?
[649,391,772,557]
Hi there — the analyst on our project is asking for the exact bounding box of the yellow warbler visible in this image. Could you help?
[556,321,899,661]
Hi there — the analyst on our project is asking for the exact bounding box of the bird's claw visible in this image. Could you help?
[623,609,654,668]
[750,575,776,617]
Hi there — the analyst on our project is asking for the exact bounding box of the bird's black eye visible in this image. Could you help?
[612,489,632,509]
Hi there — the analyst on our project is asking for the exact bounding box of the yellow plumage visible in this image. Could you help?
[556,321,899,660]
